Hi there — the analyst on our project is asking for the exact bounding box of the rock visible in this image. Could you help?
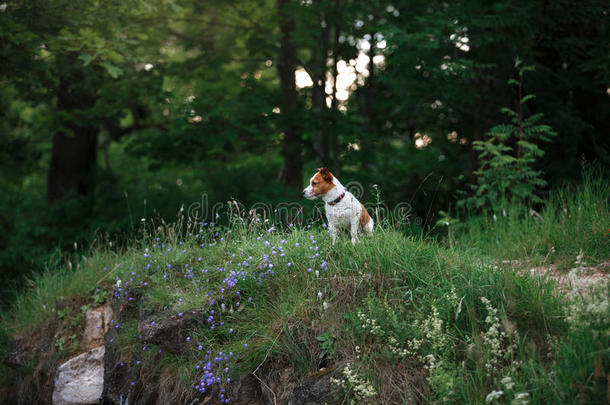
[52,346,105,405]
[3,337,32,369]
[101,326,139,405]
[110,286,144,322]
[83,303,112,346]
[229,374,264,405]
[288,364,346,405]
[595,261,610,271]
[102,291,141,405]
[261,367,295,405]
[138,308,207,354]
[4,318,56,371]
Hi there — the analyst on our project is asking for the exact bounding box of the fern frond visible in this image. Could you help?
[520,94,535,104]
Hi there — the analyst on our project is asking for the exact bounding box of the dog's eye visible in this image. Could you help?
[311,182,317,186]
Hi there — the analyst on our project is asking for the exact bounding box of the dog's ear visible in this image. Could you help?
[317,167,333,183]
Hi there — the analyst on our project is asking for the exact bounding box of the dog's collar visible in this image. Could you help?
[327,192,346,206]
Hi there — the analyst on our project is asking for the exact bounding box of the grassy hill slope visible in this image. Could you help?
[1,178,608,404]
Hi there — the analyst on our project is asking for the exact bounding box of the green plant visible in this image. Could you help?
[92,288,109,306]
[459,58,557,213]
[55,336,65,352]
[436,210,460,249]
[316,330,335,360]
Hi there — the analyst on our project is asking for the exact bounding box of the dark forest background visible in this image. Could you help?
[1,0,608,296]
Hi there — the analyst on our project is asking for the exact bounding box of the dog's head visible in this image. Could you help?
[303,167,335,200]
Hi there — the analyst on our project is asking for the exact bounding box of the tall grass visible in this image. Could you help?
[454,171,609,268]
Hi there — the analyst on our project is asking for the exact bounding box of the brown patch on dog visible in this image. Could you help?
[359,203,371,228]
[317,167,333,183]
[310,168,335,196]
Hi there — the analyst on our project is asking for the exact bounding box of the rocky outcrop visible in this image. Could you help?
[83,303,112,347]
[138,308,207,354]
[4,287,341,405]
[50,302,112,405]
[101,289,143,405]
[52,346,105,405]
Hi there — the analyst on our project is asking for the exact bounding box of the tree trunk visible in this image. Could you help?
[312,1,330,166]
[276,0,302,194]
[47,58,98,203]
[329,0,341,176]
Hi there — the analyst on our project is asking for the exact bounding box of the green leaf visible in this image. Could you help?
[500,107,518,117]
[101,62,122,79]
[520,94,536,104]
[78,53,93,66]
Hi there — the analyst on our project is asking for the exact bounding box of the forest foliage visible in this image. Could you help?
[0,0,608,296]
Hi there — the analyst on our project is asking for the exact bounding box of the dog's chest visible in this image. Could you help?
[325,195,360,226]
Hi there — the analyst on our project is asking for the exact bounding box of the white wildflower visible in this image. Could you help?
[564,279,609,335]
[500,376,515,390]
[511,392,530,405]
[480,297,517,375]
[485,390,504,403]
[574,249,586,266]
[356,310,383,336]
[331,363,377,402]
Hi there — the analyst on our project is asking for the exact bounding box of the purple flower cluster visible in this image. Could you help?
[194,350,235,403]
[110,222,330,404]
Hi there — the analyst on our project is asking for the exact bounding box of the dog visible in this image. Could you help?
[303,167,374,245]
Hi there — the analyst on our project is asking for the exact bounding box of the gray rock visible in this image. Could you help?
[101,325,139,405]
[289,363,346,405]
[53,346,105,405]
[102,291,141,405]
[3,337,33,369]
[230,374,264,405]
[138,308,207,354]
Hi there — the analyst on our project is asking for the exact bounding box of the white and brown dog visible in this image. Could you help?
[303,167,374,244]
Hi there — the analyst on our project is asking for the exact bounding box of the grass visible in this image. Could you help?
[0,180,608,404]
[453,172,609,269]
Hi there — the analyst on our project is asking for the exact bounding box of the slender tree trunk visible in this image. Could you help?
[329,0,341,176]
[470,91,482,186]
[276,0,302,194]
[312,3,330,166]
[47,57,98,204]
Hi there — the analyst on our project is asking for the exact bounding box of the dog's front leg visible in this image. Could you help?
[329,223,338,245]
[350,218,359,245]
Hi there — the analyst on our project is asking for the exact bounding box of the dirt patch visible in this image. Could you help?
[524,261,609,293]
